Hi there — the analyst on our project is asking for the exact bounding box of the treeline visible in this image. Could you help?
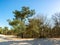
[0,6,60,38]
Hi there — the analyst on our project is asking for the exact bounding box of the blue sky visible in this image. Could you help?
[0,0,60,28]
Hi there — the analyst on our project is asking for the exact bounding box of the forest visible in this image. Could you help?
[0,6,60,38]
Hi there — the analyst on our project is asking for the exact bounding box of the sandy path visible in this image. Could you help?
[0,34,60,45]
